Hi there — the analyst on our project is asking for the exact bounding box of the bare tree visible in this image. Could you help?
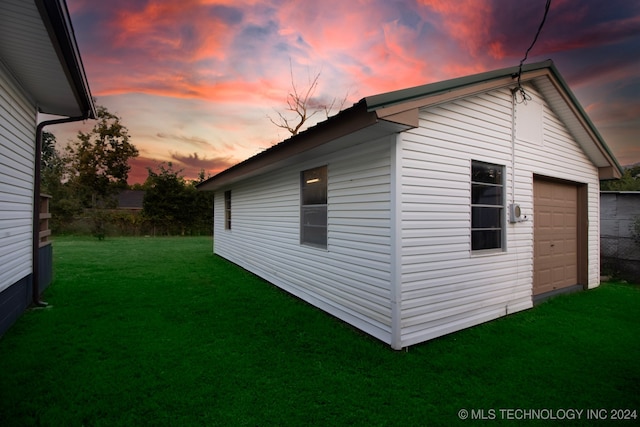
[322,89,350,119]
[269,61,349,136]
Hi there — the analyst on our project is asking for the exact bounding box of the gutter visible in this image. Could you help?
[32,113,90,306]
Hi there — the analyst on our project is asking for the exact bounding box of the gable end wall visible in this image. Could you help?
[397,85,600,347]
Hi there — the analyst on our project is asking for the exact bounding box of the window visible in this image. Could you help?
[471,161,504,251]
[301,166,327,248]
[224,190,231,230]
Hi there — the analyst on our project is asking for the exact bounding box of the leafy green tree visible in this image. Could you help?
[142,163,213,235]
[142,163,190,235]
[189,175,214,235]
[61,104,138,238]
[40,131,83,228]
[41,131,64,197]
[64,105,138,209]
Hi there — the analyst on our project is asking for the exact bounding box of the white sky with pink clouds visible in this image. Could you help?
[51,0,640,183]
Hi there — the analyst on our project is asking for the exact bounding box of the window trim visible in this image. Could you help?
[300,165,328,249]
[471,160,505,252]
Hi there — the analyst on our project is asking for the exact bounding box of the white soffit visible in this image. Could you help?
[0,0,85,117]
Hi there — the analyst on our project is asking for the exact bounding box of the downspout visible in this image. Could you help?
[32,113,89,306]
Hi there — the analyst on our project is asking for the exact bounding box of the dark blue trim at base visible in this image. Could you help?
[0,275,31,337]
[0,244,53,337]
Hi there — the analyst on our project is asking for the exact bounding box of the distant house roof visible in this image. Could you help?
[0,0,95,118]
[198,60,622,192]
[117,190,145,210]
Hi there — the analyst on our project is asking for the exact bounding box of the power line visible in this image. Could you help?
[514,0,552,103]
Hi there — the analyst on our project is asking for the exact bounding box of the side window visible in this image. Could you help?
[300,166,327,248]
[471,161,504,251]
[224,190,231,230]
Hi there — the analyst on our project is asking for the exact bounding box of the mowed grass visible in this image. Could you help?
[0,236,639,426]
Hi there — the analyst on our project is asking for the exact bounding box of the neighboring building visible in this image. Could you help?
[0,0,95,336]
[117,190,145,211]
[601,192,640,282]
[198,60,621,349]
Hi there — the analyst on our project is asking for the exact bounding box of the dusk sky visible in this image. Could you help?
[51,0,640,184]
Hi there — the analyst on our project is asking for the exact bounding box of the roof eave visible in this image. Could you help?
[365,60,622,180]
[364,60,554,112]
[36,0,96,119]
[197,101,401,191]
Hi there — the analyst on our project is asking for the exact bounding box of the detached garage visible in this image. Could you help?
[198,60,621,349]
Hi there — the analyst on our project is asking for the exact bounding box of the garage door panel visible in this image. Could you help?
[533,179,579,296]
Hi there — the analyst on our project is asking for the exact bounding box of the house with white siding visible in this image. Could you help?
[198,60,621,349]
[0,0,95,336]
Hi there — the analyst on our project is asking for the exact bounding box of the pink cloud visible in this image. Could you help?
[417,0,494,58]
[111,1,230,61]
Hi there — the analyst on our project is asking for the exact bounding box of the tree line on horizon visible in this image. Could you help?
[41,104,213,238]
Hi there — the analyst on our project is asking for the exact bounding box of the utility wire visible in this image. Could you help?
[514,0,551,103]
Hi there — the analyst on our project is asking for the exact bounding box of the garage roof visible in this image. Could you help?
[198,60,622,191]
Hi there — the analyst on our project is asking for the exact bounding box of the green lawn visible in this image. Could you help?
[0,236,638,426]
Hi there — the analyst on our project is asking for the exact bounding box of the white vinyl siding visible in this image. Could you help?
[396,84,601,347]
[214,137,394,344]
[0,64,36,293]
[398,87,528,347]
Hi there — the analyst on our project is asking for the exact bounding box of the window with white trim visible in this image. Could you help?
[471,161,504,251]
[300,166,327,248]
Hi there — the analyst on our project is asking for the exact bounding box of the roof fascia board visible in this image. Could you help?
[373,76,513,120]
[35,0,96,119]
[380,108,419,128]
[373,70,550,121]
[598,167,619,180]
